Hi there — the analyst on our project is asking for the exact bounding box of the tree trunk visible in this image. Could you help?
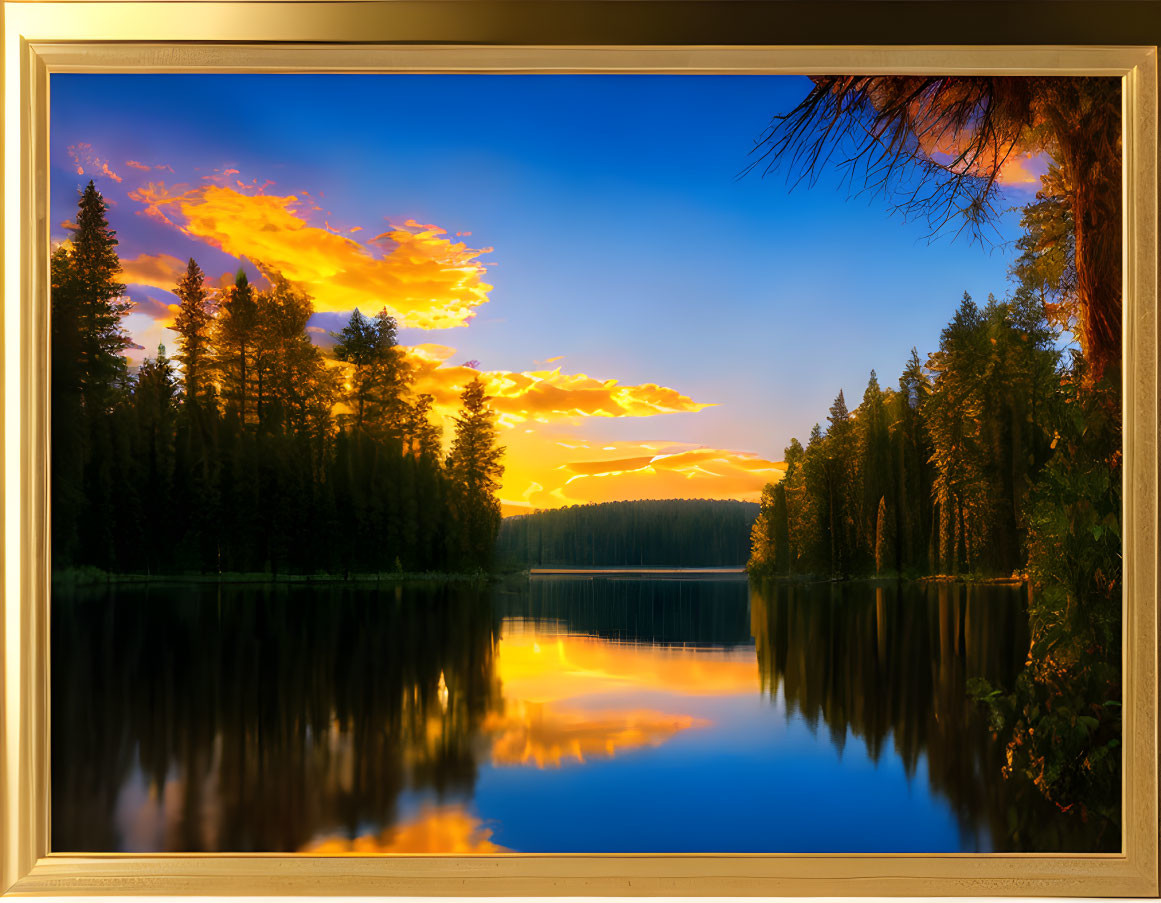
[1051,78,1122,384]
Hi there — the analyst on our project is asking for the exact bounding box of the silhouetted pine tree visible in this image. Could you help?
[446,377,504,570]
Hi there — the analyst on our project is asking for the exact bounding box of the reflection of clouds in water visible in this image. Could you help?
[113,751,176,852]
[113,734,224,852]
[486,625,755,769]
[299,803,508,854]
[485,700,706,769]
[495,625,757,702]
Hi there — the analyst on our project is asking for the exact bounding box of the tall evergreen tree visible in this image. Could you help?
[70,180,131,410]
[172,258,214,408]
[215,270,259,425]
[50,182,131,568]
[857,370,892,563]
[823,390,857,576]
[333,308,408,435]
[446,377,504,570]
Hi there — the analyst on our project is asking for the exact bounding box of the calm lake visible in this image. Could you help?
[51,576,1103,853]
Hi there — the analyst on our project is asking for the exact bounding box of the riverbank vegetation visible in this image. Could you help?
[499,498,758,568]
[747,75,1122,835]
[51,182,505,578]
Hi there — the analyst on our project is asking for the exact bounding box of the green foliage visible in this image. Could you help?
[749,484,790,576]
[974,372,1122,834]
[333,307,409,434]
[774,289,1060,581]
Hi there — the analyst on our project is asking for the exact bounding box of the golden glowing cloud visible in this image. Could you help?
[120,252,187,292]
[299,805,507,854]
[128,182,493,328]
[405,345,713,425]
[497,432,786,514]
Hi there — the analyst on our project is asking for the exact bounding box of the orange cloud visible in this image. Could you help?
[299,805,507,854]
[997,151,1050,186]
[119,252,187,292]
[67,143,122,183]
[128,183,492,328]
[497,432,785,514]
[919,127,1048,188]
[404,345,713,426]
[125,160,151,171]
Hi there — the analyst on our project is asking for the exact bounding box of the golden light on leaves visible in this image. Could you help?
[298,805,507,854]
[127,182,493,328]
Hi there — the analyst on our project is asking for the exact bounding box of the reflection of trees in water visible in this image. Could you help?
[749,579,1112,852]
[52,582,501,852]
[494,575,753,647]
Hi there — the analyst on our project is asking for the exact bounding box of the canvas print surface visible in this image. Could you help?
[49,74,1122,853]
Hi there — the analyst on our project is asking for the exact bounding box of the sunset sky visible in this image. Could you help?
[51,74,1045,513]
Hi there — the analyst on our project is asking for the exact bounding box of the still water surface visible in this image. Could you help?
[52,576,1094,853]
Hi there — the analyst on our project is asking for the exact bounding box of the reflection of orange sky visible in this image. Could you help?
[486,700,705,769]
[299,804,507,854]
[485,626,754,768]
[496,627,759,702]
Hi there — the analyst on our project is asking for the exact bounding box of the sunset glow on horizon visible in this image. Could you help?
[52,73,1040,513]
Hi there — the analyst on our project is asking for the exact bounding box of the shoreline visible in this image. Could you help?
[53,568,1029,588]
[51,569,504,587]
[748,571,1028,587]
[529,566,746,576]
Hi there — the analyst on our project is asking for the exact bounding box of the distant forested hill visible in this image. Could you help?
[497,499,759,568]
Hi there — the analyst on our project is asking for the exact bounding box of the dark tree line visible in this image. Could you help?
[52,181,505,577]
[749,288,1060,580]
[498,498,759,568]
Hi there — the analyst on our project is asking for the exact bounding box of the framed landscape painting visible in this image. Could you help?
[1,1,1158,897]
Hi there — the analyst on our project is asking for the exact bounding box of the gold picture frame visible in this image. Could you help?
[2,1,1157,896]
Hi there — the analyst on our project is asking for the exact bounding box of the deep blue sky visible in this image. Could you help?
[51,73,1035,474]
